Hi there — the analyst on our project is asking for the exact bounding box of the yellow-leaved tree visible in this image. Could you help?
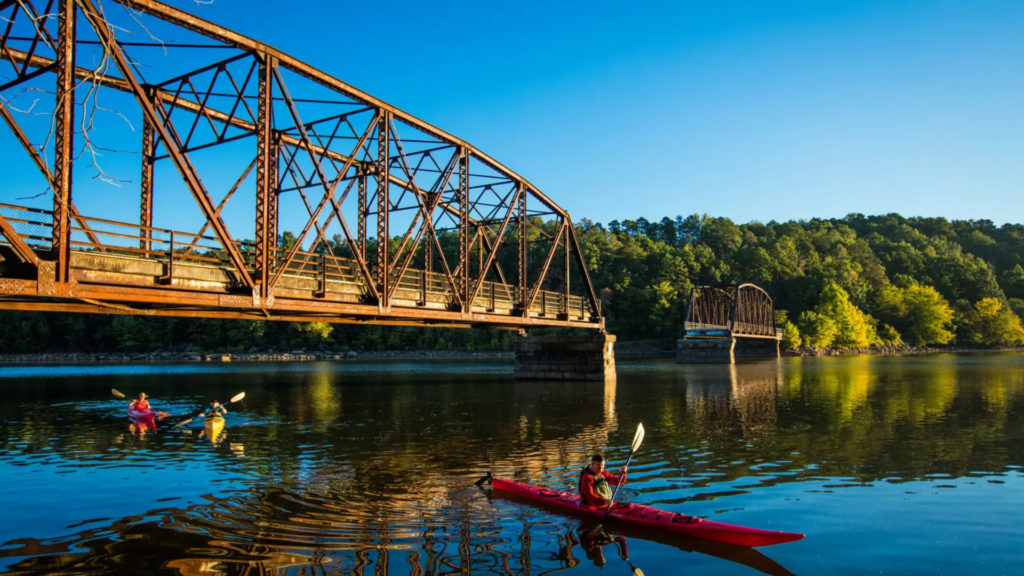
[962,298,1024,346]
[798,282,878,349]
[875,283,954,346]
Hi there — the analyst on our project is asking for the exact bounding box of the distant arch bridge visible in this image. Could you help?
[0,0,602,331]
[683,284,781,340]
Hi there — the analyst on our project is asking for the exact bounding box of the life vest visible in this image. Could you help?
[580,466,613,501]
[131,399,151,411]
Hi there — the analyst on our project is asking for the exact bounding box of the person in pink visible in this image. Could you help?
[578,453,627,506]
[129,392,151,411]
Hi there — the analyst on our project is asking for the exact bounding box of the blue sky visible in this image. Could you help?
[179,0,1024,227]
[2,1,1021,230]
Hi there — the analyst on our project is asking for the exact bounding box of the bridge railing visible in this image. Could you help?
[273,248,364,287]
[0,203,237,263]
[1,203,595,319]
[683,321,731,334]
[71,214,250,268]
[0,203,54,251]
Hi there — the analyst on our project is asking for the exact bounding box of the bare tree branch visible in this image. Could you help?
[120,3,167,55]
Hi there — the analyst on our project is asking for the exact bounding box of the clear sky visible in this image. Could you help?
[178,0,1024,227]
[6,1,1022,229]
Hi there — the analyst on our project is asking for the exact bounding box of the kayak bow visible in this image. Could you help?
[488,477,803,547]
[203,415,225,441]
[127,406,158,433]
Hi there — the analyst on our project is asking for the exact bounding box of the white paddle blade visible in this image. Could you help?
[111,388,126,399]
[630,423,645,453]
[229,391,246,403]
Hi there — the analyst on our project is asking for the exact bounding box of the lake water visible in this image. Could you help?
[0,353,1022,575]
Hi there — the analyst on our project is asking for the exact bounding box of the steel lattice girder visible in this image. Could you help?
[0,0,603,330]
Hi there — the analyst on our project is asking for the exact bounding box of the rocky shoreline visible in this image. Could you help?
[785,344,1024,356]
[0,349,514,365]
[787,344,923,356]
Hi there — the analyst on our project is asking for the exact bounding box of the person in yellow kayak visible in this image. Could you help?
[203,400,227,418]
[197,400,228,443]
[579,453,627,506]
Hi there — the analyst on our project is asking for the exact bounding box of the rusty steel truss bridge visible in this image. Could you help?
[0,0,603,331]
[683,284,781,340]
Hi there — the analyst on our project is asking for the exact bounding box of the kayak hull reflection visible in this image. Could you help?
[127,407,158,433]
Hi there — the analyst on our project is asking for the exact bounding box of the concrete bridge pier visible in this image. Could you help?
[514,333,616,381]
[676,337,779,364]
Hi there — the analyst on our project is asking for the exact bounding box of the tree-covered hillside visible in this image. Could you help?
[1,213,1021,353]
[584,213,1024,348]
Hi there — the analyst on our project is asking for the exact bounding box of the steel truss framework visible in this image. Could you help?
[683,284,780,340]
[0,0,603,330]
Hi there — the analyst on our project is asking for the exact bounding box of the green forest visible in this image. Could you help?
[1,213,1022,354]
[585,213,1024,349]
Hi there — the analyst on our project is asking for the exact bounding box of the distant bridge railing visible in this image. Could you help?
[683,283,781,340]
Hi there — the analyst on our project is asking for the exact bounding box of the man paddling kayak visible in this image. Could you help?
[203,400,227,418]
[579,454,627,506]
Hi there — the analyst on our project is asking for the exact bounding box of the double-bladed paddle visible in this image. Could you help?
[174,391,246,428]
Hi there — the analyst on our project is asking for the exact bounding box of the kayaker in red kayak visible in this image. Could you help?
[579,454,627,506]
[129,393,151,411]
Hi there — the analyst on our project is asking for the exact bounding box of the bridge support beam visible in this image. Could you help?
[515,333,616,381]
[676,337,779,364]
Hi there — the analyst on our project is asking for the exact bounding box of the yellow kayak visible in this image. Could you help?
[203,415,225,441]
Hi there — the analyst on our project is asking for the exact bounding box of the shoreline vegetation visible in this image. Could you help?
[1,213,1022,356]
[1,343,1020,367]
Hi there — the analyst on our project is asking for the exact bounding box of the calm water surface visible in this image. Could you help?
[1,353,1022,575]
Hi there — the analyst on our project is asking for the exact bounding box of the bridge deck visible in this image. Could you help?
[0,204,598,329]
[684,323,783,340]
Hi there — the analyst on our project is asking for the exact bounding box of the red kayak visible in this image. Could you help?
[127,407,167,433]
[487,476,804,547]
